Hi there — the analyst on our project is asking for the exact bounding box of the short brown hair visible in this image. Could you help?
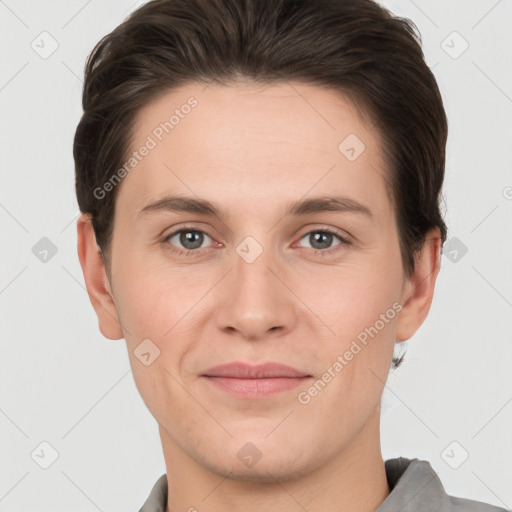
[73,0,449,369]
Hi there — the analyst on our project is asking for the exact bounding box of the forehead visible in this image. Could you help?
[117,80,392,222]
[132,79,380,157]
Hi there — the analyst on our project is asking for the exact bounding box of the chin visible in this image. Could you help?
[198,449,314,484]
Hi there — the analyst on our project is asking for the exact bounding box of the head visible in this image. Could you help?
[75,0,447,482]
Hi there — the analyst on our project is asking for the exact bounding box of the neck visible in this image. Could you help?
[160,404,390,512]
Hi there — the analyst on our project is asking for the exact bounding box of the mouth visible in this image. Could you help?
[201,362,313,399]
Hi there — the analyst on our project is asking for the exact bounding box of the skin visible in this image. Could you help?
[77,80,441,512]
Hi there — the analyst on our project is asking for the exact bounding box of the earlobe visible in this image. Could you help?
[395,229,442,342]
[76,213,124,340]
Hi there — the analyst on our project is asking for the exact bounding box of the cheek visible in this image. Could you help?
[298,286,398,432]
[295,252,402,400]
[296,258,403,342]
[111,251,197,341]
[111,267,196,422]
[111,260,209,406]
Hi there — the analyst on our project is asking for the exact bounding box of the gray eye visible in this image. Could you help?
[299,231,343,251]
[167,230,211,250]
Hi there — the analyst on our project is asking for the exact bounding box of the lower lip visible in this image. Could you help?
[203,376,311,399]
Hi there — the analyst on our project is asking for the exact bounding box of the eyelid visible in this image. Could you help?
[163,223,217,242]
[296,225,352,243]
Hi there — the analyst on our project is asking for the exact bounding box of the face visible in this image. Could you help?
[79,80,438,482]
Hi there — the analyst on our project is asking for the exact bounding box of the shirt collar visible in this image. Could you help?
[138,456,483,512]
[376,457,451,511]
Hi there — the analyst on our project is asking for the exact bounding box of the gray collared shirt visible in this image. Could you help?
[139,457,508,512]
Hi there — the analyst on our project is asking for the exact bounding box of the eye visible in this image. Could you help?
[297,228,350,255]
[162,226,351,257]
[164,228,214,255]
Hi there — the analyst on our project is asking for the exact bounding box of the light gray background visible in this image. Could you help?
[1,0,511,510]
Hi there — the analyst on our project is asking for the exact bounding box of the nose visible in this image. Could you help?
[214,241,298,342]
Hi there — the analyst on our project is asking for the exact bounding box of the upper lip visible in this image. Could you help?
[202,362,311,379]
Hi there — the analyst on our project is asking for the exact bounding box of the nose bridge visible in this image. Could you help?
[214,232,296,339]
[234,234,276,294]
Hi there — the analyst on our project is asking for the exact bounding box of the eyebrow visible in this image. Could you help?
[138,195,373,221]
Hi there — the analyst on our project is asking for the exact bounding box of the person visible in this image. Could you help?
[72,0,507,511]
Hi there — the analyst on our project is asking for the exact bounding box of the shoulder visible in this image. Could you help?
[382,457,509,512]
[447,494,509,512]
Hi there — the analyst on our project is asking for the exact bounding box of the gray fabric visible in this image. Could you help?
[139,457,508,512]
[375,457,508,512]
[139,473,167,512]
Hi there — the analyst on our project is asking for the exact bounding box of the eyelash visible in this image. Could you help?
[162,225,351,257]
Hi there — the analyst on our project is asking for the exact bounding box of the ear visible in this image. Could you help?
[395,228,442,342]
[76,213,124,340]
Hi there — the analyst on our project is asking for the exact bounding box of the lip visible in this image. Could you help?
[202,362,310,379]
[201,362,312,399]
